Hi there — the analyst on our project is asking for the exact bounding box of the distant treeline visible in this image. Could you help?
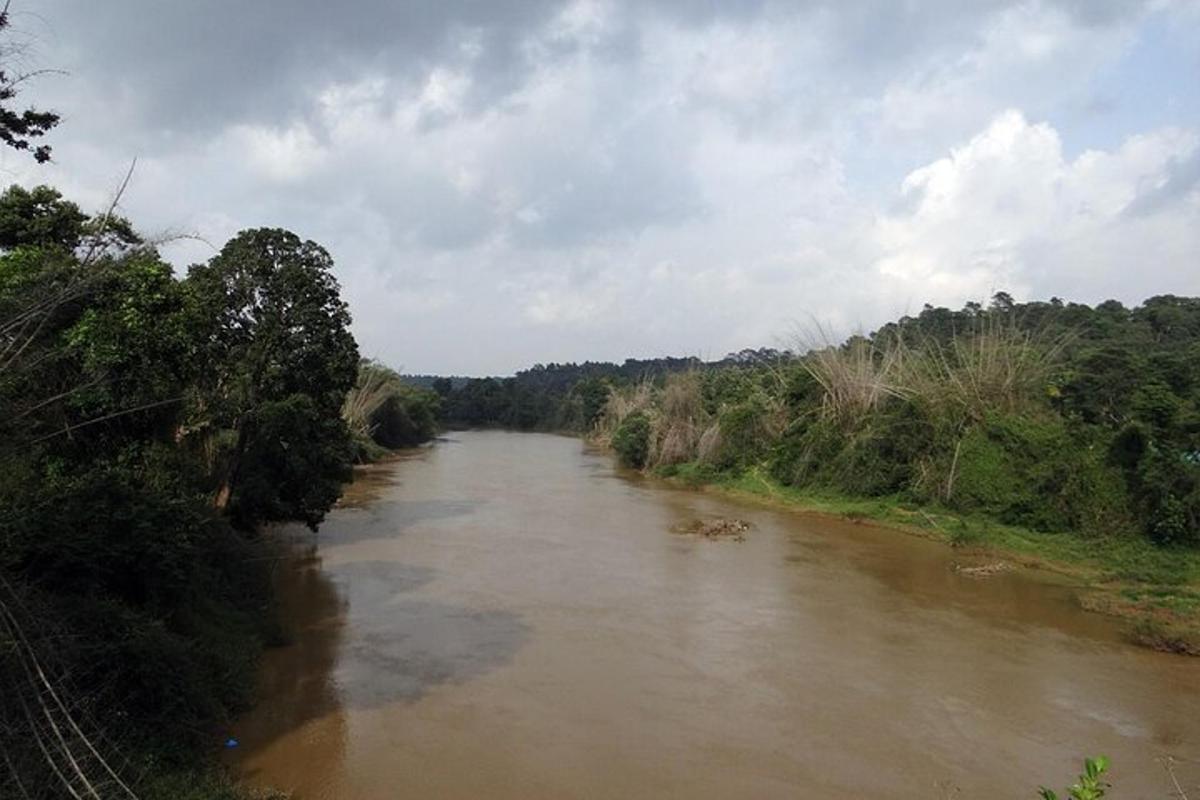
[432,351,789,430]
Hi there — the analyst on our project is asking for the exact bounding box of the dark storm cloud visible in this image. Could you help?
[31,0,562,132]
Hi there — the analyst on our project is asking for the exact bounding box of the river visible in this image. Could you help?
[230,430,1199,798]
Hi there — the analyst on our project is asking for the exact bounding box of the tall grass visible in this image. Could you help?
[653,372,709,467]
[592,373,711,468]
[592,378,655,445]
[341,359,403,444]
[797,316,1068,432]
[893,315,1070,424]
[797,329,907,429]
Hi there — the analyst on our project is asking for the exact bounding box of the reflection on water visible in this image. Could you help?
[329,560,527,709]
[232,431,1200,799]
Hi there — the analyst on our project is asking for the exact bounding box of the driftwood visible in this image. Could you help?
[671,518,751,541]
[953,561,1010,579]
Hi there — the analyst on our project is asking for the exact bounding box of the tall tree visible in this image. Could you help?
[0,5,59,163]
[185,228,359,528]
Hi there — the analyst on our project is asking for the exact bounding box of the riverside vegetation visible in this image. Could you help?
[0,180,436,798]
[438,294,1200,656]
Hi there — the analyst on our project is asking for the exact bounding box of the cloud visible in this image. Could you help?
[3,0,1197,374]
[872,110,1200,306]
[233,123,329,182]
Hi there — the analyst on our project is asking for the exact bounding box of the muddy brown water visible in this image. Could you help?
[230,431,1199,798]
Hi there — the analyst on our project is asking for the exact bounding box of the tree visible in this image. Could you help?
[0,228,181,450]
[0,184,86,249]
[575,376,610,430]
[0,6,60,163]
[185,228,359,528]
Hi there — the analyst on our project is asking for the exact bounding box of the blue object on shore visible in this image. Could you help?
[224,738,239,748]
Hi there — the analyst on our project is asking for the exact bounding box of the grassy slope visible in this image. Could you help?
[660,462,1200,655]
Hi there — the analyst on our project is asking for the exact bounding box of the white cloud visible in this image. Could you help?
[872,110,1200,306]
[232,122,329,182]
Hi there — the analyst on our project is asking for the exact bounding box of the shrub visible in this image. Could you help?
[613,411,651,469]
[946,414,1132,535]
[713,395,773,470]
[1038,755,1109,800]
[769,416,841,487]
[343,359,440,458]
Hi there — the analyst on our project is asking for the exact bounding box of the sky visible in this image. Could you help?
[4,0,1199,375]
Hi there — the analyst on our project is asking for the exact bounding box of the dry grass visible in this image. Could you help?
[796,316,1068,431]
[651,372,709,468]
[342,360,403,442]
[893,315,1070,424]
[592,379,655,445]
[796,326,907,429]
[697,421,723,464]
[592,373,712,468]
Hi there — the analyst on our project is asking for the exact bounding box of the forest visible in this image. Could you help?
[0,179,440,797]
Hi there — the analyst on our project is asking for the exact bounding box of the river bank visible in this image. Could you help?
[655,461,1200,656]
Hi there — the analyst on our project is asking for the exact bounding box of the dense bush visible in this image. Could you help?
[434,352,787,432]
[945,414,1132,534]
[613,411,652,468]
[0,184,359,796]
[713,396,773,470]
[343,359,440,460]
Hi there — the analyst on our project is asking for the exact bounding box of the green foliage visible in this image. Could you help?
[714,395,772,470]
[343,359,440,459]
[0,9,60,163]
[1039,756,1110,800]
[656,460,719,486]
[613,411,651,468]
[947,414,1132,535]
[370,386,439,449]
[576,376,611,430]
[1132,448,1200,547]
[769,400,935,498]
[185,227,359,529]
[139,769,273,800]
[436,354,765,432]
[187,228,358,418]
[947,518,986,548]
[231,394,355,529]
[0,184,87,249]
[0,189,360,795]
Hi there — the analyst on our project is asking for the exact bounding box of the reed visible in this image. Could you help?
[650,371,709,468]
[893,315,1070,424]
[797,326,907,429]
[341,360,404,443]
